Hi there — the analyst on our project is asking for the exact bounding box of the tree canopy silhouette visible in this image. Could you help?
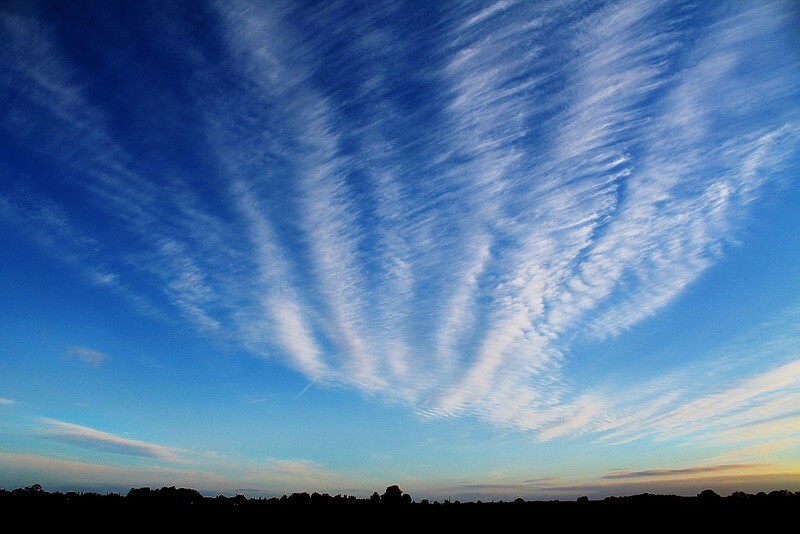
[1,484,797,530]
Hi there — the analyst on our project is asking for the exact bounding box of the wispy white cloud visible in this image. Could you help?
[297,119,381,390]
[0,397,14,406]
[602,464,766,480]
[234,184,329,380]
[66,346,109,367]
[212,1,390,390]
[645,360,800,440]
[39,419,181,462]
[463,0,516,29]
[711,417,800,448]
[0,12,224,324]
[708,439,799,466]
[427,0,799,430]
[1,0,798,446]
[541,350,800,451]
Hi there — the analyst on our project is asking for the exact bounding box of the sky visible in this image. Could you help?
[1,0,799,500]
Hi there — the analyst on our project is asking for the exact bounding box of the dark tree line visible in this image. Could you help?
[1,484,797,529]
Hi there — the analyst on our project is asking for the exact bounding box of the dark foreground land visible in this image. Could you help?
[2,484,797,530]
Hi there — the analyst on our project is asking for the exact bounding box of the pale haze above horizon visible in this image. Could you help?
[1,0,799,500]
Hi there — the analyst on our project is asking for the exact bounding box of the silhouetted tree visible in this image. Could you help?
[287,492,311,506]
[768,490,791,500]
[24,484,43,494]
[127,487,152,499]
[698,489,721,502]
[380,485,413,505]
[382,485,403,503]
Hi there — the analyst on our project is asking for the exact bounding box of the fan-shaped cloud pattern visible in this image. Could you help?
[1,0,797,439]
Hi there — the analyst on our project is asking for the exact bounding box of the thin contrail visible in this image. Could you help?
[292,382,313,401]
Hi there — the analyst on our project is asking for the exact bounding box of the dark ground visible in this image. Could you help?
[1,484,797,530]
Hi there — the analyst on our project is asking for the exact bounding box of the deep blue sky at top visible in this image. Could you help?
[1,0,799,498]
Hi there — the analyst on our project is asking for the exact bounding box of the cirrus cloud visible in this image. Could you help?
[38,418,181,462]
[66,346,109,367]
[0,0,797,444]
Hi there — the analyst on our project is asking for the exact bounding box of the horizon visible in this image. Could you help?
[5,482,799,502]
[1,0,799,501]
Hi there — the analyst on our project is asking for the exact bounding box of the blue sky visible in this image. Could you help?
[1,0,799,499]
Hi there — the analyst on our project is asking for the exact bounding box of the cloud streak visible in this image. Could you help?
[39,419,181,462]
[1,1,798,444]
[66,346,108,367]
[602,464,766,480]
